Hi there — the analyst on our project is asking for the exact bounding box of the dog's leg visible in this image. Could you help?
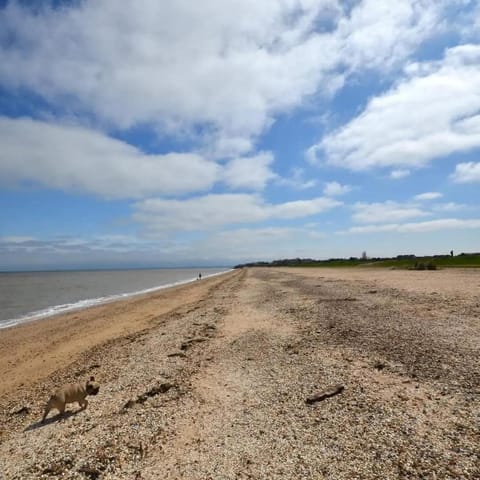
[41,399,53,423]
[57,403,66,419]
[79,398,88,410]
[41,406,50,423]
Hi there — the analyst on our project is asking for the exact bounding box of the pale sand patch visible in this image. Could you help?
[152,272,299,478]
[220,274,296,339]
[179,273,296,431]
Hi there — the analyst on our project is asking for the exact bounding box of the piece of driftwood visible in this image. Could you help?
[167,351,187,358]
[180,336,208,351]
[123,383,175,409]
[305,384,344,405]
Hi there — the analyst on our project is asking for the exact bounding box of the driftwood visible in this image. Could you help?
[180,336,208,351]
[167,351,187,358]
[305,384,344,405]
[123,383,174,409]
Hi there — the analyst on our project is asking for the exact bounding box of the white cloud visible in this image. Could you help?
[0,236,35,244]
[198,227,305,260]
[0,227,331,267]
[196,226,329,260]
[0,0,447,157]
[275,197,341,218]
[390,169,411,179]
[311,44,480,171]
[414,192,443,201]
[451,161,480,183]
[0,234,157,254]
[278,168,317,190]
[334,0,443,72]
[342,218,480,234]
[0,117,219,199]
[223,152,277,190]
[133,193,341,234]
[352,201,430,224]
[323,181,351,196]
[0,234,182,270]
[432,202,465,212]
[463,2,480,42]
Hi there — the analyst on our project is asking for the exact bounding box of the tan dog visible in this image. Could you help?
[41,376,100,423]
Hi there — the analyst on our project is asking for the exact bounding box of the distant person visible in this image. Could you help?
[450,250,454,257]
[198,273,202,280]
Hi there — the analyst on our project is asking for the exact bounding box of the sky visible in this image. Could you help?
[0,0,479,270]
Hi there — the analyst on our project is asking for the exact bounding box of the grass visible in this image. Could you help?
[368,254,480,269]
[235,253,480,269]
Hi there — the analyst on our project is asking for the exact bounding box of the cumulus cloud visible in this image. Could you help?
[133,193,341,235]
[451,161,480,183]
[390,169,411,179]
[0,234,158,255]
[0,234,178,270]
[278,168,317,190]
[334,0,443,71]
[352,201,430,224]
[187,226,329,261]
[323,181,351,196]
[342,218,480,234]
[0,227,330,268]
[432,202,465,212]
[0,236,35,244]
[0,0,448,157]
[223,152,277,190]
[197,227,307,260]
[0,116,219,199]
[310,44,480,171]
[414,192,443,201]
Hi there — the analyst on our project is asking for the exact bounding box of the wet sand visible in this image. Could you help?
[0,271,236,396]
[0,267,479,479]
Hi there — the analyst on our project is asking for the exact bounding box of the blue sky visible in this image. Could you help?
[0,0,479,270]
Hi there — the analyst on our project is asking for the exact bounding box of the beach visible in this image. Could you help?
[0,267,479,479]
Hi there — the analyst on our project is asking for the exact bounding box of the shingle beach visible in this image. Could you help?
[0,267,479,479]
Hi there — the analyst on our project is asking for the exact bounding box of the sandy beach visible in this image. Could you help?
[0,267,479,479]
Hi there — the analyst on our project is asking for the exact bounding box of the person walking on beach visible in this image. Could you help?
[198,273,202,280]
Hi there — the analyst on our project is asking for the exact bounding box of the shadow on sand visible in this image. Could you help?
[24,411,77,432]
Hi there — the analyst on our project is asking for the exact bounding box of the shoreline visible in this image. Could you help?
[0,268,233,330]
[0,269,239,397]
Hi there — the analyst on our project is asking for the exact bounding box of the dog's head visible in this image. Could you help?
[85,376,100,396]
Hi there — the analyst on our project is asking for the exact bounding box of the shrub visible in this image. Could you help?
[413,261,426,270]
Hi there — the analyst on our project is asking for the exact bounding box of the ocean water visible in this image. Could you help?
[0,268,230,329]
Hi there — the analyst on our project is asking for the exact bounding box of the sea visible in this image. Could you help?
[0,267,231,329]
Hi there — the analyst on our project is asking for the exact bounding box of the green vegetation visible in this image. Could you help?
[234,253,480,269]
